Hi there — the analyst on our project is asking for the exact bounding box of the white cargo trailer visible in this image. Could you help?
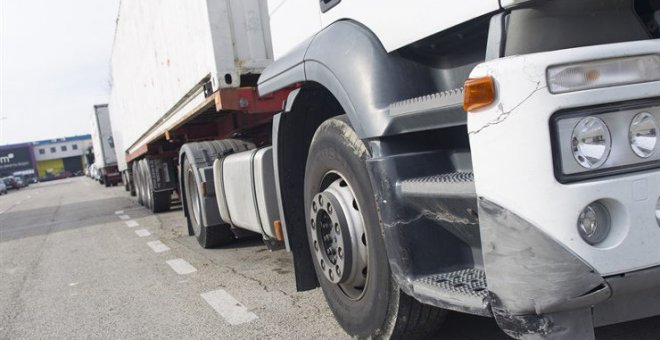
[90,104,121,187]
[109,0,660,338]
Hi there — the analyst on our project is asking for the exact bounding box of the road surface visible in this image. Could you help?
[1,178,658,339]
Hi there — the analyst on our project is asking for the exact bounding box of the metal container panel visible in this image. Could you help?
[109,0,273,170]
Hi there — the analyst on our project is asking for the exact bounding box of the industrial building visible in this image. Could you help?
[0,143,37,179]
[0,135,92,181]
[32,135,93,179]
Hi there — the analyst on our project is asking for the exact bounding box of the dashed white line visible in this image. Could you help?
[166,258,197,275]
[201,289,258,325]
[146,240,170,253]
[125,220,139,228]
[115,210,124,215]
[118,214,130,220]
[134,229,151,237]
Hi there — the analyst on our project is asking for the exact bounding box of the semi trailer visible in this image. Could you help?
[90,104,122,187]
[109,0,660,338]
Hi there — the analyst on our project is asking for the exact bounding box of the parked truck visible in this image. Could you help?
[109,0,660,338]
[90,104,122,187]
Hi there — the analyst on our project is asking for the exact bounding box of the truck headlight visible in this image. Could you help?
[629,112,658,158]
[552,101,660,183]
[548,55,660,94]
[572,117,611,169]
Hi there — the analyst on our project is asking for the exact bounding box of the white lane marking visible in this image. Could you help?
[134,229,151,237]
[201,289,258,325]
[166,258,197,275]
[118,214,130,220]
[68,282,79,287]
[147,240,170,253]
[115,210,124,215]
[125,220,139,228]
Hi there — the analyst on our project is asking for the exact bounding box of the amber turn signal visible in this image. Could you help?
[463,76,495,111]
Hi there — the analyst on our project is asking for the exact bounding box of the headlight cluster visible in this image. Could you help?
[553,101,660,183]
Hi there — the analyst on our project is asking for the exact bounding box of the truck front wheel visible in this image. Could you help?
[304,116,446,339]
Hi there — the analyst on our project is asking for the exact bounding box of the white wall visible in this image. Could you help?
[34,140,91,161]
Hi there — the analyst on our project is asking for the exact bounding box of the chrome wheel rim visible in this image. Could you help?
[309,171,368,300]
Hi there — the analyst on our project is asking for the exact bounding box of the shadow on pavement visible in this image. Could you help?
[0,197,144,242]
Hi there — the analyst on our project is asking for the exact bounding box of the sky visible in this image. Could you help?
[0,0,119,145]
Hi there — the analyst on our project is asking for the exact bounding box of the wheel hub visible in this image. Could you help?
[309,176,367,298]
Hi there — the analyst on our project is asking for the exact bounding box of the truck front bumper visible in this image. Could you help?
[468,40,660,339]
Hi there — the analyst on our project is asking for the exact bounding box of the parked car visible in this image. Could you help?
[13,176,25,188]
[0,181,7,195]
[1,177,19,190]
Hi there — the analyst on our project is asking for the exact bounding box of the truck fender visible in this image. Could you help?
[258,20,438,139]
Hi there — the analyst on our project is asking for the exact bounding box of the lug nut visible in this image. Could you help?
[338,247,343,258]
[336,265,341,276]
[329,269,334,280]
[334,223,340,234]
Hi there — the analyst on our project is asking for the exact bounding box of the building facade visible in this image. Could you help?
[32,135,93,178]
[0,143,37,178]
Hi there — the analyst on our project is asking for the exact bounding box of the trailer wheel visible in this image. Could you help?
[304,116,446,339]
[134,161,145,206]
[182,157,234,248]
[140,159,153,210]
[123,172,130,192]
[142,161,171,213]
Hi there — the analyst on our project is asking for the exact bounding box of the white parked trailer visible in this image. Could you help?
[90,104,121,186]
[109,0,273,171]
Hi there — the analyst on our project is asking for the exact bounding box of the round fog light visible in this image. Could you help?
[578,202,611,245]
[629,112,658,158]
[572,117,611,169]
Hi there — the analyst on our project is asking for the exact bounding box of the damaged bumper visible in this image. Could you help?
[468,40,660,338]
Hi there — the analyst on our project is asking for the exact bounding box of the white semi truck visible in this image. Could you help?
[109,0,660,338]
[90,104,122,187]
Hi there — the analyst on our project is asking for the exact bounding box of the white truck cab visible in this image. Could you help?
[111,0,660,338]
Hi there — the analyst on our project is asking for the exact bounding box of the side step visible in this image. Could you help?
[385,88,466,135]
[411,268,491,317]
[389,88,464,117]
[399,172,476,199]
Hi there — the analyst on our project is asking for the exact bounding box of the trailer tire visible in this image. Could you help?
[140,159,153,210]
[104,175,111,187]
[132,162,144,205]
[123,172,130,192]
[182,157,234,248]
[304,116,446,339]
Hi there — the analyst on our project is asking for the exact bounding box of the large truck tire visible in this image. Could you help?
[180,140,254,248]
[182,157,234,248]
[304,116,446,339]
[104,175,111,187]
[140,159,153,210]
[132,161,144,206]
[123,172,130,192]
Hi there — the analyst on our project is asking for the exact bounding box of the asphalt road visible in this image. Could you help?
[1,177,658,339]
